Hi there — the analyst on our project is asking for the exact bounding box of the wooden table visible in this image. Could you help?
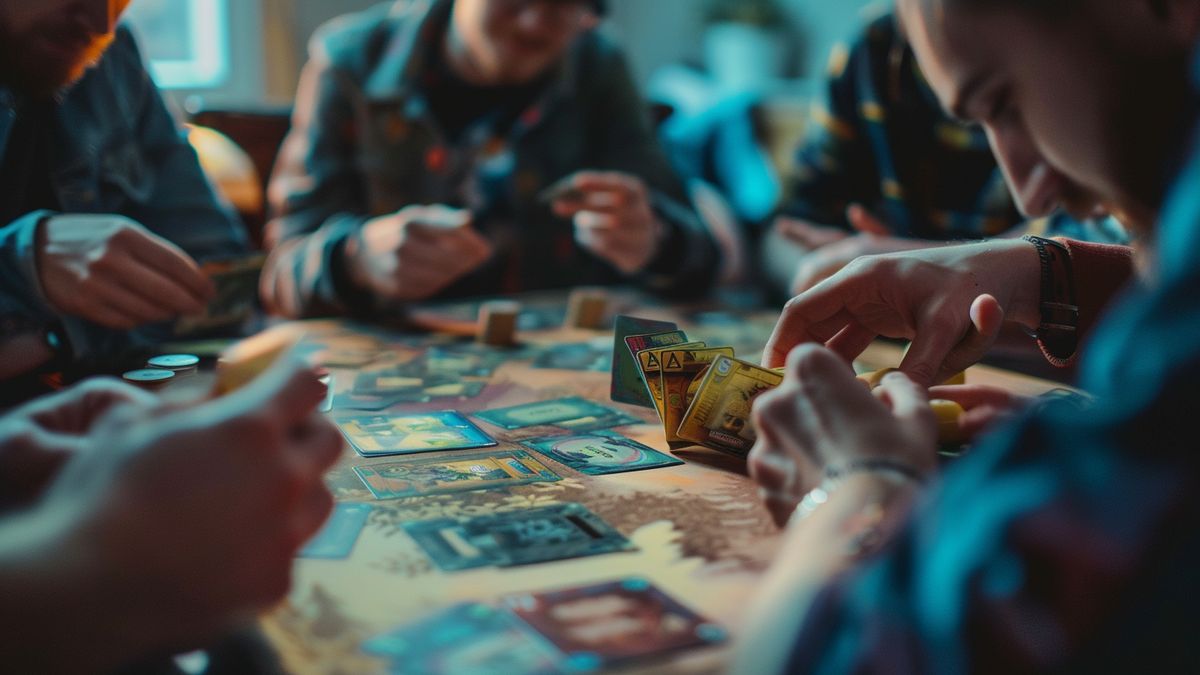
[257,300,1066,674]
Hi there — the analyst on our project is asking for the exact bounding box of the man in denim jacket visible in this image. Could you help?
[0,1,247,377]
[262,0,717,319]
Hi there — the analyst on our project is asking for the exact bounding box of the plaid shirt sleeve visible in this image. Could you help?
[788,372,1200,674]
[784,36,881,229]
[785,117,1200,670]
[262,41,373,319]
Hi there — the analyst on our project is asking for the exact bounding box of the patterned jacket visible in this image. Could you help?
[0,27,246,358]
[264,0,717,318]
[785,50,1200,674]
[787,12,1126,245]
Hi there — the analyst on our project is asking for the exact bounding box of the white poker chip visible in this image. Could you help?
[123,369,175,383]
[147,354,200,370]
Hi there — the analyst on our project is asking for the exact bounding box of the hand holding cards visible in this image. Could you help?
[176,253,267,336]
[614,315,972,456]
[349,205,493,302]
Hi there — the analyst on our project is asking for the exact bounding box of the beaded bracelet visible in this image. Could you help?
[789,459,928,558]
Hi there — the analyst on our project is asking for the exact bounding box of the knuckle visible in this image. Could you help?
[785,343,830,375]
[228,412,280,448]
[109,223,141,246]
[781,294,806,317]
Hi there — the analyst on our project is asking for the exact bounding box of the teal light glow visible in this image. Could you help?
[124,0,230,90]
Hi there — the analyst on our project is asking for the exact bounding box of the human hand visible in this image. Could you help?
[763,238,1043,386]
[790,234,922,295]
[45,358,342,651]
[748,345,939,527]
[927,384,1034,441]
[0,379,157,504]
[784,205,921,294]
[346,205,494,301]
[774,217,850,251]
[552,171,666,275]
[36,214,215,329]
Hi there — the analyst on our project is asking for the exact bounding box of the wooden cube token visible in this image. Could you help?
[564,288,608,329]
[478,301,521,346]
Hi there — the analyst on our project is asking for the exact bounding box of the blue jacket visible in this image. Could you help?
[786,49,1200,675]
[0,26,247,359]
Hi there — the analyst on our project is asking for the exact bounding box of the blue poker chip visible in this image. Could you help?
[147,354,200,370]
[123,369,175,384]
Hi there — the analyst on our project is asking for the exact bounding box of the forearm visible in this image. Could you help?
[638,193,719,298]
[0,510,148,673]
[261,213,370,318]
[734,473,920,673]
[0,333,53,380]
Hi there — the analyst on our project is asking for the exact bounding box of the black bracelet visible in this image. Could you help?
[1022,235,1080,358]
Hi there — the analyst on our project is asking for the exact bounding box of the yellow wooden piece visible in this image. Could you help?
[931,399,968,445]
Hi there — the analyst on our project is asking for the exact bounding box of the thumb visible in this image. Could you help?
[876,371,933,429]
[776,217,846,249]
[936,294,1004,383]
[846,204,890,236]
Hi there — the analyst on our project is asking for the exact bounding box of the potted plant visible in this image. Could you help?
[703,0,788,93]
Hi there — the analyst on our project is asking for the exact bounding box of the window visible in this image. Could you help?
[123,0,230,89]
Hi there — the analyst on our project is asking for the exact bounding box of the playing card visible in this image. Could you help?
[677,356,784,457]
[337,412,497,457]
[175,253,267,335]
[363,603,563,675]
[405,518,497,571]
[474,397,614,430]
[469,503,635,567]
[353,371,426,396]
[553,410,643,433]
[423,381,486,399]
[426,343,513,377]
[658,347,736,447]
[407,503,634,571]
[531,342,612,372]
[610,316,680,407]
[635,342,705,420]
[213,327,303,396]
[299,502,372,559]
[332,391,430,411]
[522,431,682,476]
[504,577,726,670]
[353,450,560,500]
[352,370,486,403]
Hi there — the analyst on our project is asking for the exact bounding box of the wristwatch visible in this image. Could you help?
[1022,235,1079,362]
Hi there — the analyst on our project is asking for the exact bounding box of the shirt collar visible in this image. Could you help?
[364,0,583,106]
[364,0,447,101]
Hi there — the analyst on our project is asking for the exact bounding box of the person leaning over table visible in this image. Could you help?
[0,0,249,381]
[260,0,719,319]
[734,0,1200,671]
[0,358,341,673]
[761,8,1129,298]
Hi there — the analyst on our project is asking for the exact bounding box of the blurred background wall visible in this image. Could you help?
[124,0,884,109]
[125,0,887,251]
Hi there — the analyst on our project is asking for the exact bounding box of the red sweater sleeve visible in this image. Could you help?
[1040,239,1135,366]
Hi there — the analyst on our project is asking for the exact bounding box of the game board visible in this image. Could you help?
[256,292,1066,674]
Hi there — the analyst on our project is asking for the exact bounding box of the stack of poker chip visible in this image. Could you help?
[122,354,201,389]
